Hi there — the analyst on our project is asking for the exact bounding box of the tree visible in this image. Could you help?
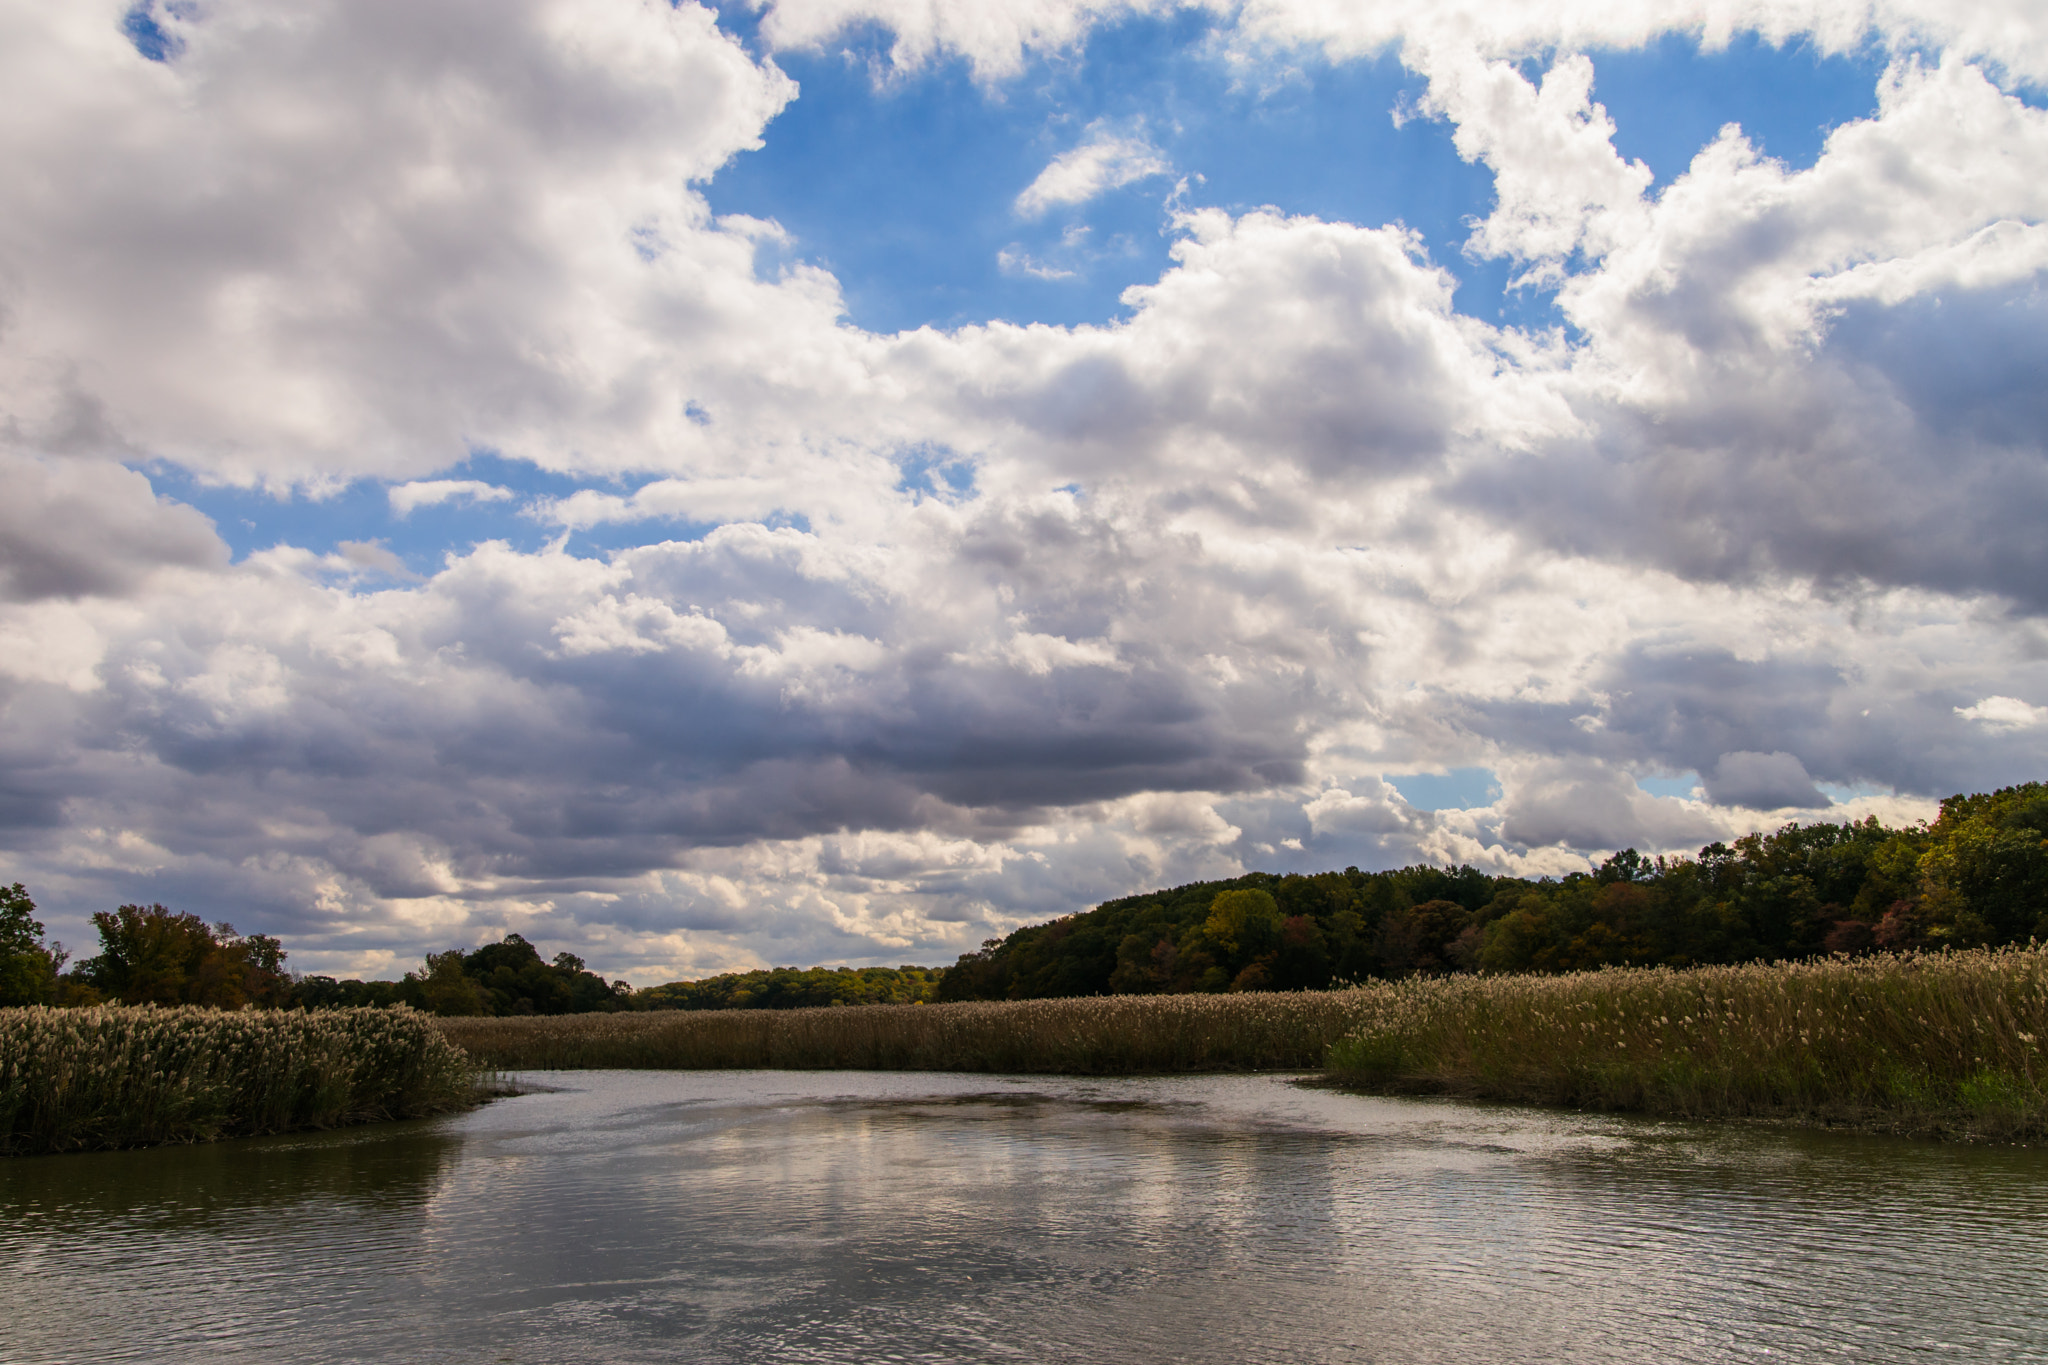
[0,883,59,1006]
[1200,889,1285,991]
[1918,783,2048,944]
[397,933,631,1015]
[411,950,489,1016]
[77,904,293,1007]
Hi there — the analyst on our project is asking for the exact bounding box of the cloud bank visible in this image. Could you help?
[0,0,2043,979]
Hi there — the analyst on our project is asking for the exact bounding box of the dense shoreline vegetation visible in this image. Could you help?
[632,964,946,1010]
[437,946,2048,1140]
[1325,946,2048,1140]
[0,1005,476,1156]
[436,991,1357,1074]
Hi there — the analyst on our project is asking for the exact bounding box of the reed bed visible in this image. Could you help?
[437,990,1376,1074]
[1327,946,2048,1138]
[1,1005,477,1155]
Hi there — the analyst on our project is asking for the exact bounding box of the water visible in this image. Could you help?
[5,1071,2047,1363]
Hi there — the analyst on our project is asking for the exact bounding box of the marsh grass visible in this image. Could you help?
[0,1004,477,1155]
[450,948,2048,1139]
[436,990,1375,1074]
[1327,946,2048,1139]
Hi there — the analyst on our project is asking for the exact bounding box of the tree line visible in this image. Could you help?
[0,895,638,1015]
[0,891,939,1014]
[634,965,945,1010]
[936,781,2048,1001]
[4,780,2043,1012]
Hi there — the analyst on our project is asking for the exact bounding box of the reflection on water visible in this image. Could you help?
[5,1072,2047,1363]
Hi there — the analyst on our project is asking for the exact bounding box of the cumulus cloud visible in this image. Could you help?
[1015,127,1173,217]
[388,480,516,517]
[1957,696,2048,730]
[754,0,2048,86]
[1437,55,2048,610]
[0,454,225,601]
[0,0,820,487]
[3,0,2046,977]
[1703,751,1832,809]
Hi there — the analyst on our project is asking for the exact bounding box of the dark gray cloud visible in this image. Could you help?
[1701,751,1831,809]
[0,455,225,601]
[1457,288,2048,611]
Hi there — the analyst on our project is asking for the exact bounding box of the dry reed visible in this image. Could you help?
[1327,945,2048,1138]
[1,1004,477,1155]
[436,990,1375,1074]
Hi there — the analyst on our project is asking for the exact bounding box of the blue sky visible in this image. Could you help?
[3,0,2046,978]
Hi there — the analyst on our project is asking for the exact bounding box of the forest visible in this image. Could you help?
[634,965,946,1010]
[936,782,2048,1001]
[2,781,2042,1013]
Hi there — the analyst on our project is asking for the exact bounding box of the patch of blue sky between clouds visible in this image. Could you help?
[894,445,978,502]
[705,6,1505,332]
[1636,773,1703,801]
[1388,767,1502,812]
[1587,32,1889,184]
[121,2,183,63]
[704,8,1907,336]
[139,453,733,581]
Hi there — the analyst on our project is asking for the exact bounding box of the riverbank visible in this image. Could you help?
[15,949,2035,1154]
[1325,946,2048,1140]
[0,1004,478,1155]
[440,947,2048,1140]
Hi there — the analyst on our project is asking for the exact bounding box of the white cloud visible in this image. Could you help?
[997,247,1079,280]
[389,480,516,517]
[1957,696,2048,730]
[1413,48,1651,286]
[0,0,822,488]
[1015,128,1173,217]
[753,0,2048,87]
[755,0,1178,80]
[0,0,2044,977]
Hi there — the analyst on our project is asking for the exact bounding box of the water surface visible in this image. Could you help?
[4,1072,2046,1363]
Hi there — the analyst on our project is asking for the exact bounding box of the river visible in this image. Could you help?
[4,1071,2046,1362]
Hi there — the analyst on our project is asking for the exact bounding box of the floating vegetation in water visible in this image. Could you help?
[0,1004,478,1155]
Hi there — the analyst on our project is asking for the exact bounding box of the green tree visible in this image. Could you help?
[0,882,59,1006]
[411,950,489,1015]
[1202,889,1284,989]
[1915,783,2048,943]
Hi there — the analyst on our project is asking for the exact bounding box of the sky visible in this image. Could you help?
[1,0,2046,984]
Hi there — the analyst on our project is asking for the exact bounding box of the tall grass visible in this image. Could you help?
[437,990,1373,1074]
[1327,946,2048,1138]
[1,1004,477,1155]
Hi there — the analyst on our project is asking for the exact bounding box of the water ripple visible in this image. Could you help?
[4,1073,2047,1363]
